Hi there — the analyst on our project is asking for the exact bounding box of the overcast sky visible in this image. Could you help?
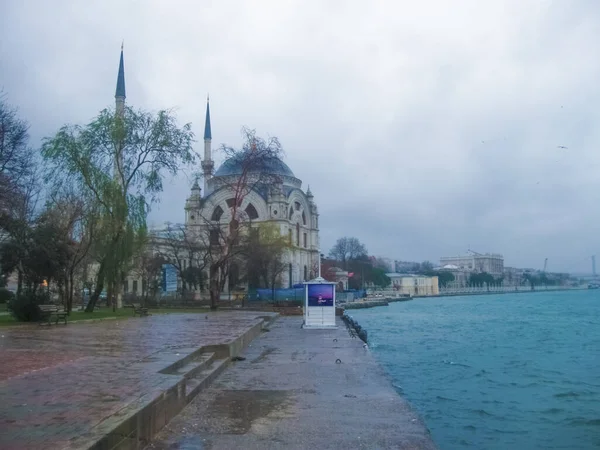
[1,0,599,273]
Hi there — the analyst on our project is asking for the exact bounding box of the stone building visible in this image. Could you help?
[439,253,504,276]
[385,273,439,297]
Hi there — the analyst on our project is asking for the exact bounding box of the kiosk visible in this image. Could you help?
[303,277,337,329]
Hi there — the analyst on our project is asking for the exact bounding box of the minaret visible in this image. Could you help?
[115,43,126,116]
[114,43,126,182]
[185,178,202,224]
[200,97,214,195]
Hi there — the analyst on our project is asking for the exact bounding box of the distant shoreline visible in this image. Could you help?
[428,287,584,299]
[344,287,586,310]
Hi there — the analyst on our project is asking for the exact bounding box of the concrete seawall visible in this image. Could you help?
[148,317,437,449]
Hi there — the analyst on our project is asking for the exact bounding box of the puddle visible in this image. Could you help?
[207,389,292,434]
[168,435,208,449]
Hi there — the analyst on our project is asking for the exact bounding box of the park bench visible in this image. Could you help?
[39,305,68,325]
[131,303,150,317]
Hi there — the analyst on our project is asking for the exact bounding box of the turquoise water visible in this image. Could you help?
[350,290,600,449]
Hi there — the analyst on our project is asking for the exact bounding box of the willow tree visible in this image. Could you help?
[42,106,195,311]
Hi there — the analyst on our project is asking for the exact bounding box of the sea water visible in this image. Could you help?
[350,290,600,449]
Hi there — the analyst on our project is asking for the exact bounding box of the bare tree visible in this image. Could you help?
[200,128,285,310]
[154,223,209,297]
[328,237,368,270]
[0,94,37,249]
[0,170,41,297]
[133,250,165,305]
[0,93,33,184]
[43,188,99,313]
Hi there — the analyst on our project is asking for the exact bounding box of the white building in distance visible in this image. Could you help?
[440,253,504,276]
[385,273,439,297]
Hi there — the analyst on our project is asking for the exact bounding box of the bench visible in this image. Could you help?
[131,303,150,317]
[39,305,68,325]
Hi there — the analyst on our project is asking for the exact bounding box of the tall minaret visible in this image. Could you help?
[200,97,214,195]
[115,43,126,115]
[114,43,126,182]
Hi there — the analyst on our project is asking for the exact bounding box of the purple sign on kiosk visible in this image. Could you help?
[307,284,334,307]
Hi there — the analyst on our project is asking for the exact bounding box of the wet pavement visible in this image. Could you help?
[148,317,437,450]
[0,311,271,450]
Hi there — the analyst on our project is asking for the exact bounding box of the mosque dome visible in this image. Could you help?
[213,152,296,178]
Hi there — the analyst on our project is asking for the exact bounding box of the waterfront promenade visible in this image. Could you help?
[147,317,436,449]
[0,311,274,450]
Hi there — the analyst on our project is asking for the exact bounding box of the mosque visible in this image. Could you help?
[115,48,321,295]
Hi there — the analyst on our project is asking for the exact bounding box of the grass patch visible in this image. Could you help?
[0,306,210,327]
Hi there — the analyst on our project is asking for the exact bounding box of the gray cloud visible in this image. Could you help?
[2,0,600,273]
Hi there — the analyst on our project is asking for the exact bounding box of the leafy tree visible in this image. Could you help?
[0,210,72,300]
[367,267,391,288]
[469,272,496,290]
[243,222,291,299]
[435,271,455,287]
[421,269,455,288]
[522,273,537,290]
[42,106,195,311]
[328,237,368,270]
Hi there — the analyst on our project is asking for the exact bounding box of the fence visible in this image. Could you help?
[253,288,304,303]
[336,290,367,303]
[250,288,366,304]
[438,285,581,295]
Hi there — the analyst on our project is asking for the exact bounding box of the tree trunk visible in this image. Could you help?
[108,283,115,312]
[61,278,68,312]
[16,268,23,299]
[86,260,105,312]
[67,271,75,314]
[209,274,220,311]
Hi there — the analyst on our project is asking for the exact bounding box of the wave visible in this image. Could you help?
[554,391,580,398]
[436,395,458,402]
[541,407,564,414]
[442,360,471,368]
[471,408,495,417]
[567,417,600,427]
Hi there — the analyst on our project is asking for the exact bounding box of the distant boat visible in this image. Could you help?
[588,283,599,289]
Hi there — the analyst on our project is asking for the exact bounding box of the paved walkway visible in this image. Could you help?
[148,317,437,450]
[0,311,271,450]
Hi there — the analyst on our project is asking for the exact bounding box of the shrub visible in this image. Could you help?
[8,290,51,322]
[0,288,14,304]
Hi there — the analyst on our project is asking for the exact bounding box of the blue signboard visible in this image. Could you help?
[162,264,178,293]
[307,284,334,307]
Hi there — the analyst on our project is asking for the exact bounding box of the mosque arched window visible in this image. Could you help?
[302,211,306,225]
[296,223,300,246]
[289,207,294,220]
[211,205,224,221]
[245,203,259,220]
